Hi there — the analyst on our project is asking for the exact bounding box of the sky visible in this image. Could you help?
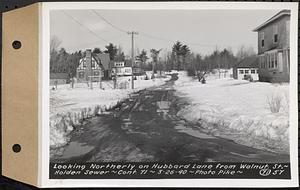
[50,9,280,56]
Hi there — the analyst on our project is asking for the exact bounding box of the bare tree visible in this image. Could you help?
[150,48,162,78]
[236,45,256,61]
[50,35,62,53]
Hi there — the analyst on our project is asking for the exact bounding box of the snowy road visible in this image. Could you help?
[51,74,289,163]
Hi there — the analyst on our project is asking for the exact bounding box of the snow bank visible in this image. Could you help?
[175,71,289,153]
[50,75,170,148]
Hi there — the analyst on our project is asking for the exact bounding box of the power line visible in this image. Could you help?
[91,10,128,34]
[88,10,226,48]
[62,10,109,43]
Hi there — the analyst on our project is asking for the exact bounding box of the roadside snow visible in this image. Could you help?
[174,71,289,153]
[50,75,170,148]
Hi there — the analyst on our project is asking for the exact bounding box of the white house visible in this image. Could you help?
[111,61,132,76]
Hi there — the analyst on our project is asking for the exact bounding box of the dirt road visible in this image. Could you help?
[51,74,289,163]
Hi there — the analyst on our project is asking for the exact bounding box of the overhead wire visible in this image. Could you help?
[62,10,109,43]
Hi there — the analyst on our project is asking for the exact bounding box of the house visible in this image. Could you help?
[50,73,69,85]
[253,10,290,82]
[133,60,145,76]
[233,56,259,81]
[111,60,133,76]
[76,49,111,82]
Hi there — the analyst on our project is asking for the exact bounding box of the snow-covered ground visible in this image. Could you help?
[50,74,170,148]
[174,71,289,154]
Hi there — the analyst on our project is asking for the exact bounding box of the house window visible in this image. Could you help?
[256,70,259,74]
[268,54,272,68]
[273,25,278,43]
[94,71,99,76]
[239,70,244,74]
[245,70,249,74]
[274,52,278,68]
[251,69,255,74]
[271,53,274,68]
[260,32,265,47]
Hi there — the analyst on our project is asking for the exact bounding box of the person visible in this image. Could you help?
[54,80,58,90]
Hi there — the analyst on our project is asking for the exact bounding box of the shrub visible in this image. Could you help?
[267,94,282,113]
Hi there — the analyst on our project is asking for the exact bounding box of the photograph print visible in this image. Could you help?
[47,2,297,182]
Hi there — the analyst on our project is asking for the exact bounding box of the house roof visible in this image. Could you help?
[235,56,259,68]
[94,53,110,70]
[50,73,69,79]
[253,10,290,32]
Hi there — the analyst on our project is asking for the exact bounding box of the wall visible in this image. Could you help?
[258,49,290,82]
[257,15,290,55]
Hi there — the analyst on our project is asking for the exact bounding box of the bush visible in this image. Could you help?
[187,68,196,76]
[267,94,282,113]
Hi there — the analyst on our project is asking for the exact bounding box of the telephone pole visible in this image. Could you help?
[128,31,138,89]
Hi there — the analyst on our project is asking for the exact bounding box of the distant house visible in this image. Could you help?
[50,73,69,85]
[253,10,290,82]
[76,49,111,82]
[111,60,133,76]
[233,56,259,81]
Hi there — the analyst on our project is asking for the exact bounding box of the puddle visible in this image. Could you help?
[175,125,216,139]
[60,141,94,159]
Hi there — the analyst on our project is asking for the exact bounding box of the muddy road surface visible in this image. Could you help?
[51,74,289,163]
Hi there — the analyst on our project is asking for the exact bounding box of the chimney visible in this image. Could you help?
[85,49,92,81]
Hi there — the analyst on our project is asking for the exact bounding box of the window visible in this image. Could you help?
[94,71,99,76]
[261,32,265,47]
[239,70,244,74]
[245,70,249,74]
[268,54,271,68]
[274,52,278,68]
[251,69,255,74]
[271,53,274,68]
[273,25,278,43]
[256,70,259,74]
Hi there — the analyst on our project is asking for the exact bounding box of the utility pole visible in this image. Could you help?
[128,31,138,89]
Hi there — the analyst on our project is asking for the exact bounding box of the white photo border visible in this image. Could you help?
[40,1,299,188]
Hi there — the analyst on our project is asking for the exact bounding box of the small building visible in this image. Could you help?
[233,56,259,81]
[76,49,111,82]
[133,60,145,76]
[50,73,69,85]
[253,10,290,82]
[111,60,133,76]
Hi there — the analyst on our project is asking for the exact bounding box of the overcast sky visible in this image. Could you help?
[50,9,279,56]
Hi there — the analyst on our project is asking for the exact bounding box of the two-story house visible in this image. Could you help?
[253,10,290,82]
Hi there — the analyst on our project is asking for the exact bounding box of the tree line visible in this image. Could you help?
[50,36,126,77]
[50,36,255,78]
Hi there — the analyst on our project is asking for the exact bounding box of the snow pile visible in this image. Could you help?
[175,71,289,153]
[50,75,170,148]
